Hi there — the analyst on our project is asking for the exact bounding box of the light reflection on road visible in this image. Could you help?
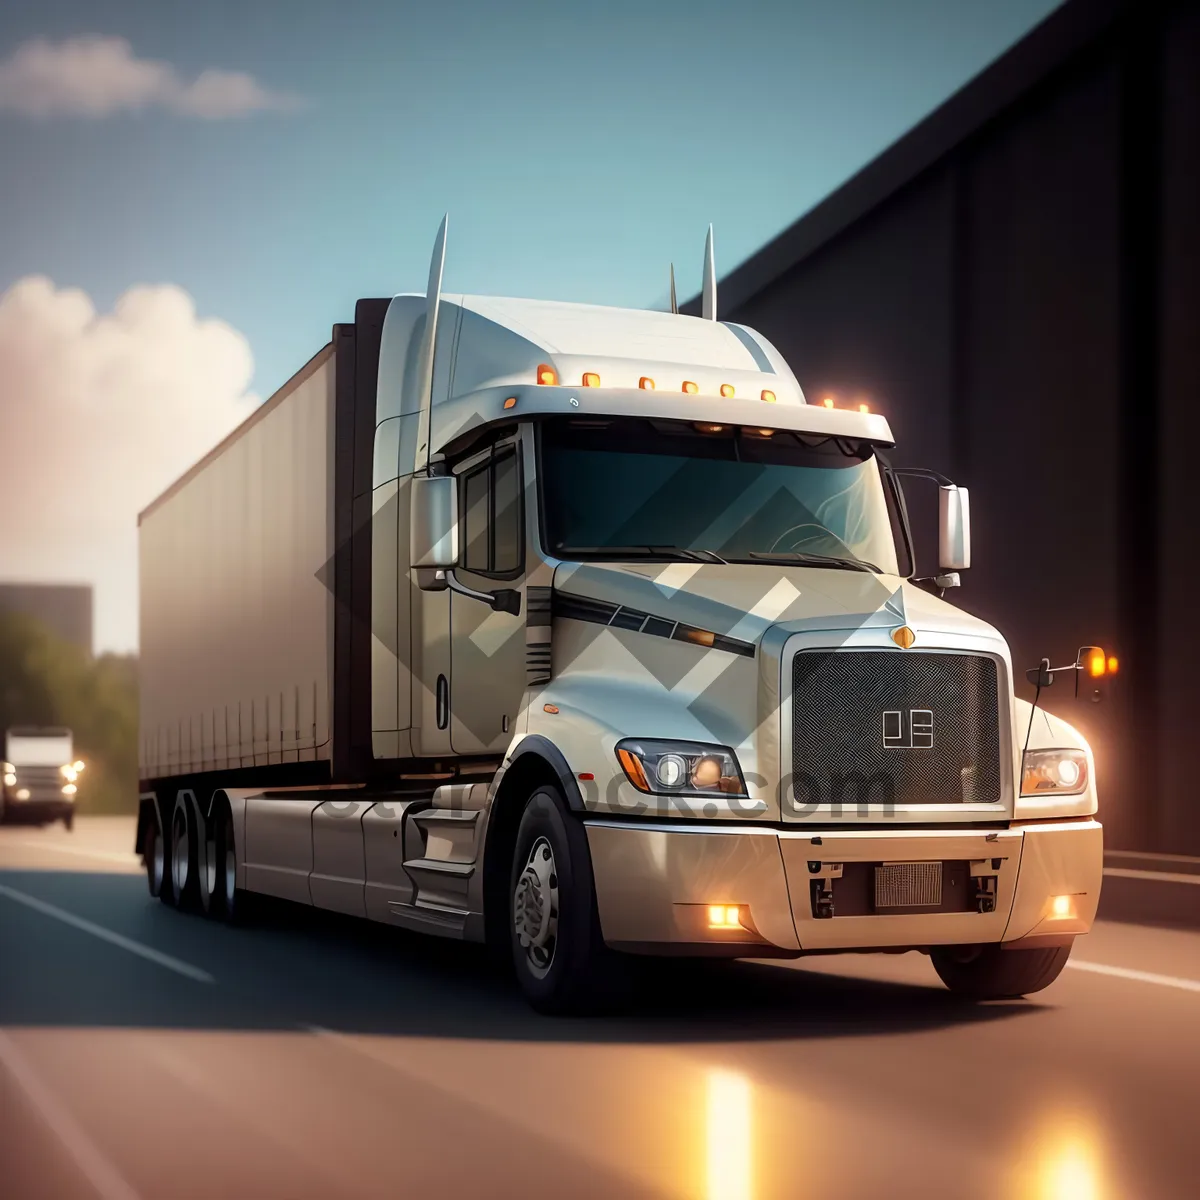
[707,1068,753,1200]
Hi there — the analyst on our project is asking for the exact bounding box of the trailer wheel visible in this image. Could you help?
[143,803,167,899]
[210,802,250,924]
[509,786,610,1015]
[931,942,1072,999]
[169,794,201,911]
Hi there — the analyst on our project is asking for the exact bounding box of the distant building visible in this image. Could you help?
[0,584,93,657]
[685,0,1198,854]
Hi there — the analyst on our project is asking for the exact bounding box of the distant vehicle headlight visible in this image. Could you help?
[1021,748,1088,797]
[3,773,15,787]
[62,783,77,797]
[61,766,78,782]
[73,760,85,772]
[15,788,30,801]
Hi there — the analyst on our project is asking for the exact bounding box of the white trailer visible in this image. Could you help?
[137,220,1105,1012]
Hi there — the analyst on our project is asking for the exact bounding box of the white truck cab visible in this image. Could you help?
[136,220,1104,1012]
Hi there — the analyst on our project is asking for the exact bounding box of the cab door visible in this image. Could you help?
[449,436,527,754]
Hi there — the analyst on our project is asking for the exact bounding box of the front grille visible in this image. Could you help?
[8,766,66,799]
[790,650,1002,808]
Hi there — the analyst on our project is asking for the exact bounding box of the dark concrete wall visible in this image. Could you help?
[721,3,1196,852]
[0,584,93,657]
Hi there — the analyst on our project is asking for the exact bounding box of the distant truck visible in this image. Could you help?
[136,220,1106,1012]
[2,726,81,830]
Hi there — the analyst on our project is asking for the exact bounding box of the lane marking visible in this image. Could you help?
[0,883,214,984]
[0,1029,143,1200]
[1066,959,1200,993]
[2,838,141,866]
[1103,867,1200,886]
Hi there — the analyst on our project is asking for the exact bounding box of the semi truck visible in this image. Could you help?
[136,219,1105,1013]
[3,726,82,829]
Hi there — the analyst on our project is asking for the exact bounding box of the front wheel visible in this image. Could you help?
[931,942,1072,999]
[62,811,74,832]
[509,787,611,1015]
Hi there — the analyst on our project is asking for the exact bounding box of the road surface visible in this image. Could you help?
[1,817,1197,1200]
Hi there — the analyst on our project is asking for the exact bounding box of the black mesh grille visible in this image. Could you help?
[790,651,1001,808]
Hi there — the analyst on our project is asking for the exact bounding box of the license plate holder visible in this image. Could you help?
[874,861,943,909]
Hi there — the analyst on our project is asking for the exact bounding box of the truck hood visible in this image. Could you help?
[552,560,997,644]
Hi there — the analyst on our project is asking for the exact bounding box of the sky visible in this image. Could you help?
[0,0,1063,653]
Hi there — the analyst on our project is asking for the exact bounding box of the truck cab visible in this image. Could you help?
[3,726,81,829]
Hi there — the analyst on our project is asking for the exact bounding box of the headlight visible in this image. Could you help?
[62,783,77,797]
[1021,748,1088,797]
[3,773,15,787]
[616,739,748,798]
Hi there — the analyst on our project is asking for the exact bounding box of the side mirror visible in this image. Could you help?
[1075,645,1116,702]
[938,485,971,571]
[411,475,458,577]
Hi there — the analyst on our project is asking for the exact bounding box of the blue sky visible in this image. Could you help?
[2,0,1063,398]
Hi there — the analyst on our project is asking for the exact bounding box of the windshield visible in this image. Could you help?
[538,418,900,573]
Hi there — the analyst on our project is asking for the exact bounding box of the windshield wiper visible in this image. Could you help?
[745,550,880,574]
[565,545,727,564]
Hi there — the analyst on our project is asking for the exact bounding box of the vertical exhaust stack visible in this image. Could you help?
[415,214,449,473]
[669,263,679,315]
[701,224,717,321]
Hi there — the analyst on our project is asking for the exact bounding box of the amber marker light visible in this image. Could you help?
[682,380,699,394]
[639,376,656,389]
[1049,895,1076,919]
[543,703,559,714]
[708,905,742,929]
[616,748,651,792]
[502,397,518,410]
[761,389,776,403]
[822,396,836,409]
[537,363,558,386]
[582,372,600,387]
[694,423,724,435]
[1107,656,1119,674]
[858,403,870,413]
[720,383,735,397]
[1087,649,1106,677]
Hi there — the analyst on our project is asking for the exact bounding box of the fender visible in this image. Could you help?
[503,734,586,812]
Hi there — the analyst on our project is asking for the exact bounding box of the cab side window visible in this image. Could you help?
[458,445,523,578]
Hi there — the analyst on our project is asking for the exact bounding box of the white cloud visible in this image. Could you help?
[0,276,259,651]
[0,35,302,119]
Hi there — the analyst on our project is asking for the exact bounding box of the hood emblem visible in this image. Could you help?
[891,625,916,649]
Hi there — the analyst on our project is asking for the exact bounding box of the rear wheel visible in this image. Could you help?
[509,786,611,1014]
[210,802,250,924]
[169,794,201,911]
[143,803,166,899]
[931,942,1072,999]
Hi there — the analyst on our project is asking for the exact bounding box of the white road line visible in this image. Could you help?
[0,1029,143,1200]
[3,839,140,866]
[0,883,214,984]
[1103,866,1200,886]
[1066,959,1200,993]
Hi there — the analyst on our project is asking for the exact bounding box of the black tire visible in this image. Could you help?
[62,812,74,832]
[143,801,170,902]
[931,942,1073,999]
[509,786,611,1015]
[210,802,251,924]
[169,794,202,912]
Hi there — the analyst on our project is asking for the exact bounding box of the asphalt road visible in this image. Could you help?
[1,818,1197,1200]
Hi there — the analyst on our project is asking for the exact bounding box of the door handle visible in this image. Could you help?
[436,674,449,730]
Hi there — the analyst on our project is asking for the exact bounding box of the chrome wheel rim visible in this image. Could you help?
[514,836,559,979]
[147,818,164,894]
[204,828,217,899]
[171,809,189,895]
[223,816,236,910]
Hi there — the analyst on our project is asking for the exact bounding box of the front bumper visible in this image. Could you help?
[1,796,75,824]
[585,818,1102,954]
